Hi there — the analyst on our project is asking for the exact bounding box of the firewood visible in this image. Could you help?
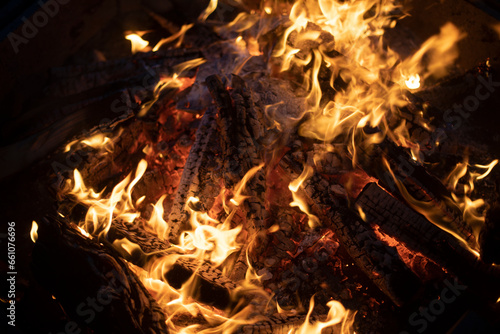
[105,218,240,310]
[357,138,477,248]
[236,313,331,334]
[280,157,422,306]
[206,74,269,281]
[356,182,500,298]
[166,106,219,243]
[31,215,169,334]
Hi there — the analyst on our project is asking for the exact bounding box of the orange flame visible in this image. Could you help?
[30,221,38,243]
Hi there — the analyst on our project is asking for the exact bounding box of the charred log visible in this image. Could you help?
[31,215,168,334]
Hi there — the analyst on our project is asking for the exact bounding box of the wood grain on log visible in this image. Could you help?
[356,182,500,298]
[279,155,423,306]
[166,106,218,243]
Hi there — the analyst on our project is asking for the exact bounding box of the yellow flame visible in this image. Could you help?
[68,160,147,238]
[291,295,354,333]
[404,74,421,90]
[289,165,320,228]
[153,24,194,51]
[382,157,491,253]
[475,160,498,180]
[138,58,206,117]
[199,0,218,22]
[125,33,150,54]
[269,0,465,168]
[30,221,38,243]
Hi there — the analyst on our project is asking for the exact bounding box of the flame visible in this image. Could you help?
[404,74,421,90]
[445,158,498,241]
[199,0,218,22]
[64,132,117,153]
[138,58,205,117]
[291,295,355,334]
[269,0,464,168]
[289,165,320,228]
[68,159,147,238]
[382,156,498,252]
[30,221,38,243]
[146,195,169,240]
[125,33,150,54]
[153,24,194,51]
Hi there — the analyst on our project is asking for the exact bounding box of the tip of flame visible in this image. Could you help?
[30,221,38,243]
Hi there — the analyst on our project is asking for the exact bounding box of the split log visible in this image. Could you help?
[357,138,477,249]
[166,106,219,243]
[355,182,500,298]
[279,156,423,306]
[31,215,168,334]
[206,74,269,281]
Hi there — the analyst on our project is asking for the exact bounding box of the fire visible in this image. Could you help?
[290,295,355,334]
[269,0,464,168]
[30,221,38,243]
[138,58,206,117]
[46,0,498,332]
[199,0,218,22]
[65,155,273,332]
[289,165,320,228]
[125,33,151,54]
[404,74,421,90]
[153,24,194,51]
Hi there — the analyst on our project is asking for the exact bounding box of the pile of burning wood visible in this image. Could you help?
[25,0,500,333]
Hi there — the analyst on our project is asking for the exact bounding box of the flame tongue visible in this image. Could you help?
[30,221,38,243]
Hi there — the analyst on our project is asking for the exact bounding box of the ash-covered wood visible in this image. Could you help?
[167,106,219,243]
[206,74,269,281]
[31,215,168,334]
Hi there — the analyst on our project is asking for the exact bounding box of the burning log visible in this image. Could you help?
[108,218,239,310]
[206,74,269,281]
[46,49,203,97]
[357,138,477,249]
[282,165,420,305]
[31,215,168,334]
[280,157,422,306]
[356,182,500,298]
[167,106,219,243]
